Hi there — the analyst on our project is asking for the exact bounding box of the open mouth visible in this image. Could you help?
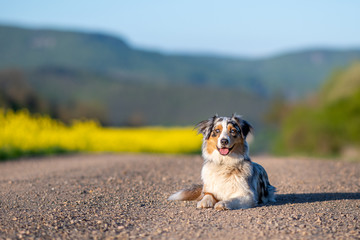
[217,146,234,156]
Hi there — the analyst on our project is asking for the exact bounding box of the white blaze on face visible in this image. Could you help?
[218,118,230,148]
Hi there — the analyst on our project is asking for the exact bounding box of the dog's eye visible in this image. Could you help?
[211,129,220,137]
[230,129,237,134]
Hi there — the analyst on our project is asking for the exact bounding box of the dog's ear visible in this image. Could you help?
[195,115,218,139]
[231,114,253,139]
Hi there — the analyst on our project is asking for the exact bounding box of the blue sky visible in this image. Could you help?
[0,0,359,57]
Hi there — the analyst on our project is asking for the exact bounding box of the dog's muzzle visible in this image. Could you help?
[217,145,234,156]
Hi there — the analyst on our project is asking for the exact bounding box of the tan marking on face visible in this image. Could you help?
[227,123,245,155]
[230,126,246,155]
[205,124,222,154]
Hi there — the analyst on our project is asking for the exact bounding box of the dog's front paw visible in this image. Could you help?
[214,201,229,210]
[197,195,215,209]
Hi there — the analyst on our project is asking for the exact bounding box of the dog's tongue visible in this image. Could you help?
[219,148,230,155]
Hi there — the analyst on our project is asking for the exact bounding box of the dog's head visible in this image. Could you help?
[195,114,252,158]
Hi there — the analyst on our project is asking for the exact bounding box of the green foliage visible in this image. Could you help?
[274,62,360,157]
[0,69,45,112]
[0,146,70,161]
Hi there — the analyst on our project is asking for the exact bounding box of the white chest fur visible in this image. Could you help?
[201,160,253,201]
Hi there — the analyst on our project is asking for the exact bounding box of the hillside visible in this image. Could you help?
[1,24,360,99]
[320,61,360,103]
[2,24,360,130]
[274,62,360,158]
[0,67,267,127]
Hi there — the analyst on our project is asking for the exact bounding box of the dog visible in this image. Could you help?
[168,114,276,210]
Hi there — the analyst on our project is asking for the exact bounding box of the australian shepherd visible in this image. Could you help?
[169,114,276,210]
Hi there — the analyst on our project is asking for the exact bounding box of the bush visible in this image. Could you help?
[274,62,360,158]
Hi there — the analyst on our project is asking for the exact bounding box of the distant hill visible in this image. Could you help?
[25,67,268,126]
[1,24,360,99]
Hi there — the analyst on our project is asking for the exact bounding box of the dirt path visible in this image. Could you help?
[0,154,359,239]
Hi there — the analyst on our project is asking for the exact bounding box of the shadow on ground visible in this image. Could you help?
[273,192,360,205]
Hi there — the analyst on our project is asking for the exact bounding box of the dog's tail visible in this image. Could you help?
[168,184,203,201]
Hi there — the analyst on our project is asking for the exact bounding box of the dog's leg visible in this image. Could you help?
[196,194,217,209]
[214,195,256,210]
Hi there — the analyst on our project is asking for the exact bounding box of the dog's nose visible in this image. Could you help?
[221,138,229,145]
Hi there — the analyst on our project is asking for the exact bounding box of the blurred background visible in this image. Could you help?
[1,1,360,159]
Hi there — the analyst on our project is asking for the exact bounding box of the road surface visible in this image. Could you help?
[0,154,359,239]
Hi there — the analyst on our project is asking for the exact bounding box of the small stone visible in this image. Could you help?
[315,217,322,224]
[299,224,306,228]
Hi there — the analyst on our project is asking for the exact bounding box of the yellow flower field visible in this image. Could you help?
[0,109,203,159]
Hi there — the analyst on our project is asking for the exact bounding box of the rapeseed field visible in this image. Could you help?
[0,109,202,160]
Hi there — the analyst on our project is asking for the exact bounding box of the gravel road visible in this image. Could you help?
[0,154,359,239]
